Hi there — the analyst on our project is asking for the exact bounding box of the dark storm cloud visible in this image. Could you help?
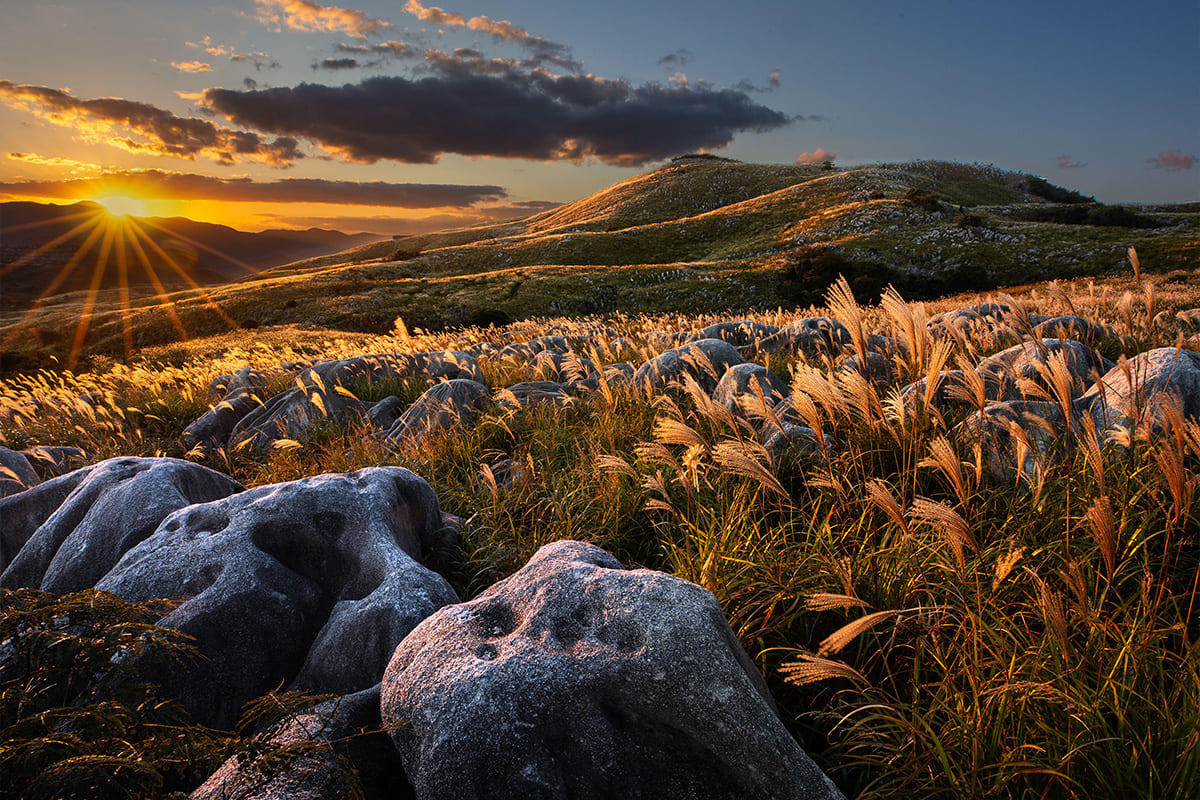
[0,170,507,207]
[316,57,361,70]
[0,80,302,166]
[335,40,418,58]
[201,72,791,166]
[657,49,693,66]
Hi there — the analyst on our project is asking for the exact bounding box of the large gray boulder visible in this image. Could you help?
[530,350,599,383]
[230,384,367,453]
[191,685,411,800]
[977,338,1113,401]
[699,319,780,350]
[712,363,791,420]
[181,386,264,450]
[1079,347,1200,434]
[0,447,41,498]
[0,457,244,592]
[0,469,92,572]
[952,400,1070,480]
[381,540,843,800]
[756,317,852,358]
[97,467,459,729]
[384,379,492,446]
[634,338,744,394]
[314,351,485,389]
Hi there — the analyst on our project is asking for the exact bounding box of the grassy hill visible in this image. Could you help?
[0,157,1195,371]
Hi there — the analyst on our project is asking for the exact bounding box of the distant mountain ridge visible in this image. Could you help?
[0,201,384,310]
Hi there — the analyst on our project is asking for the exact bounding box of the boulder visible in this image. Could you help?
[634,338,744,394]
[699,319,780,350]
[764,424,831,461]
[207,366,270,401]
[953,400,1069,480]
[181,386,264,450]
[97,468,460,729]
[756,318,852,358]
[314,351,485,389]
[0,447,41,498]
[384,380,492,446]
[230,385,367,453]
[898,369,1019,415]
[530,350,600,383]
[191,685,412,800]
[0,468,92,572]
[1078,347,1200,434]
[0,457,244,593]
[18,445,88,480]
[977,338,1113,401]
[381,540,843,800]
[367,395,407,430]
[1033,315,1118,343]
[712,363,791,420]
[496,381,575,413]
[836,351,897,384]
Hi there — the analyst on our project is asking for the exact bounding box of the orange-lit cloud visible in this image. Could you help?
[796,148,836,164]
[0,80,303,166]
[171,61,214,73]
[1056,154,1086,169]
[403,0,579,70]
[7,152,104,171]
[0,169,509,208]
[186,36,279,69]
[255,0,389,38]
[1147,148,1196,171]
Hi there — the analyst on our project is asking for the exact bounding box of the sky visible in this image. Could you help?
[1,0,1197,236]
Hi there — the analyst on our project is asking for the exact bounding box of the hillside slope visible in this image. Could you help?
[1,158,1196,367]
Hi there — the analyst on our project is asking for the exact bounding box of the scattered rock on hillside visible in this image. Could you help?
[977,338,1113,400]
[230,385,367,453]
[384,379,492,446]
[192,685,411,800]
[208,366,270,400]
[756,317,852,358]
[531,350,600,383]
[0,447,41,498]
[837,351,897,384]
[314,351,485,388]
[0,457,244,593]
[381,540,843,800]
[97,468,459,730]
[496,381,575,413]
[181,386,264,450]
[634,338,744,394]
[700,319,780,350]
[713,362,791,419]
[19,446,88,481]
[899,369,1019,415]
[953,400,1070,479]
[1033,315,1119,343]
[1078,347,1200,434]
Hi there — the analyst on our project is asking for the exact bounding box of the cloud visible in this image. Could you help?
[658,49,693,66]
[1055,154,1086,169]
[7,151,103,170]
[0,80,303,166]
[1147,148,1197,171]
[403,0,579,71]
[768,68,781,89]
[0,169,508,208]
[230,51,281,70]
[187,36,230,56]
[796,148,836,164]
[202,72,790,166]
[185,36,279,69]
[336,40,417,58]
[315,57,360,70]
[171,61,215,73]
[255,0,389,38]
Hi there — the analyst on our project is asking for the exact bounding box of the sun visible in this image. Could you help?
[95,194,149,218]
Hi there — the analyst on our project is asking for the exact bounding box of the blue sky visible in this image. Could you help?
[1,0,1196,234]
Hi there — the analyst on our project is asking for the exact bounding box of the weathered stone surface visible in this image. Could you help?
[530,350,599,383]
[712,363,790,420]
[496,381,575,412]
[899,369,1020,414]
[181,386,263,450]
[208,367,270,401]
[644,330,698,351]
[1034,315,1119,343]
[0,469,91,572]
[384,379,492,445]
[977,338,1113,401]
[0,447,40,498]
[18,445,88,481]
[315,351,485,389]
[231,385,367,453]
[381,540,844,800]
[836,351,897,384]
[764,424,831,461]
[756,317,852,357]
[1,457,244,593]
[1078,347,1200,433]
[953,400,1070,479]
[699,319,780,350]
[634,338,744,394]
[97,468,459,730]
[191,685,412,800]
[366,395,407,430]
